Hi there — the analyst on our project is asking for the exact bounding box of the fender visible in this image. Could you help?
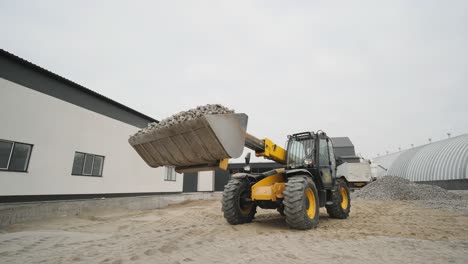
[232,173,249,179]
[232,172,267,182]
[284,169,313,178]
[285,169,324,190]
[337,175,347,182]
[232,168,286,182]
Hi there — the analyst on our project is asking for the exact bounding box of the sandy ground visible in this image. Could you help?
[1,199,467,264]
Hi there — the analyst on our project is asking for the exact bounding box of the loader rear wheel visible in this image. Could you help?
[283,176,320,230]
[326,179,351,219]
[222,179,256,225]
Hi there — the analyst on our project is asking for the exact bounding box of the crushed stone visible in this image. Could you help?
[134,104,234,136]
[353,176,461,201]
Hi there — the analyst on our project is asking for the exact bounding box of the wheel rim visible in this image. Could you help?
[340,187,349,209]
[305,188,316,218]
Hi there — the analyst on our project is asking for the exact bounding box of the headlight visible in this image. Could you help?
[243,165,251,172]
[304,159,313,165]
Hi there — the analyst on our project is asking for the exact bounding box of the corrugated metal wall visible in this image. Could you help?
[372,134,468,181]
[371,151,403,177]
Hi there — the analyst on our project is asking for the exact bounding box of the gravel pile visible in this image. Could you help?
[353,176,461,201]
[134,104,234,136]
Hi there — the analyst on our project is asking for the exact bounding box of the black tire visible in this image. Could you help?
[326,179,351,219]
[222,179,256,225]
[277,206,285,216]
[283,176,320,230]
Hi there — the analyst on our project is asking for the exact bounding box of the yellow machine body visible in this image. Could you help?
[254,138,287,164]
[249,139,287,202]
[251,169,286,201]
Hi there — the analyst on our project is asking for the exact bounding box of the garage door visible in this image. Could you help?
[183,172,198,192]
[214,169,231,191]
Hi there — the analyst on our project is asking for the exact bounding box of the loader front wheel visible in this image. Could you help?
[277,206,285,216]
[283,176,320,230]
[326,179,351,219]
[222,179,256,225]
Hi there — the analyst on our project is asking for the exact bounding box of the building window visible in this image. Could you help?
[164,166,176,181]
[72,152,104,177]
[0,139,33,172]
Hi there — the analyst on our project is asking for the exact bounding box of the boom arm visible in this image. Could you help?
[245,133,287,165]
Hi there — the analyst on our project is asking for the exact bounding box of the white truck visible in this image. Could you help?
[336,161,374,189]
[331,137,374,189]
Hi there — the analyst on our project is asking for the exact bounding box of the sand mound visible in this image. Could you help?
[353,176,461,201]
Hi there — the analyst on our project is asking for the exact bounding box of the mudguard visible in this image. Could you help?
[232,173,249,179]
[285,169,313,178]
[285,168,324,190]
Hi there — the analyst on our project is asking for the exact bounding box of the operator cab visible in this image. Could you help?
[286,132,316,169]
[286,131,337,189]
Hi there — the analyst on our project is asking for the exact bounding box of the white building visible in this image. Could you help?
[0,49,214,203]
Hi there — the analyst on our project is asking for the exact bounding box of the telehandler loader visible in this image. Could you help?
[129,113,350,230]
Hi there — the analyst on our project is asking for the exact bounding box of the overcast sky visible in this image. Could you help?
[1,0,467,161]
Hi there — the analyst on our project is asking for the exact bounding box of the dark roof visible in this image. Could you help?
[0,49,158,125]
[331,137,354,148]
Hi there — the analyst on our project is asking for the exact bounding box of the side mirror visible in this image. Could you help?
[244,153,251,172]
[245,152,251,165]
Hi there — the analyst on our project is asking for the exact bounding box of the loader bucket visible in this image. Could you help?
[129,113,248,172]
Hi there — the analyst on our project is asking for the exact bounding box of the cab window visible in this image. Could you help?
[319,139,330,166]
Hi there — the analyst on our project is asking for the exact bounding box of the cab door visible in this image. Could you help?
[327,139,337,179]
[319,138,334,188]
